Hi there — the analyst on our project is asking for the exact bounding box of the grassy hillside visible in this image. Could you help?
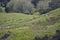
[0,13,34,28]
[0,8,60,40]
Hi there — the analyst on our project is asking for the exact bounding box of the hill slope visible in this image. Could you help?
[0,8,60,40]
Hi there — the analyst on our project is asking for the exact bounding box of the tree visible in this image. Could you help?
[6,0,15,12]
[5,7,10,13]
[0,0,10,2]
[31,0,40,8]
[34,35,41,40]
[7,0,34,14]
[37,0,50,14]
[49,0,60,9]
[0,0,10,7]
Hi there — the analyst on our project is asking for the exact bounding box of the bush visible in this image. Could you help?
[31,0,40,8]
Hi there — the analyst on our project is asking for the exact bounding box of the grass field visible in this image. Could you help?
[0,8,60,40]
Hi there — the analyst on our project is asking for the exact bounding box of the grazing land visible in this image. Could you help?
[0,8,60,40]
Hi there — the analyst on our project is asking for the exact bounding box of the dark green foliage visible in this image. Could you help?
[5,7,10,13]
[0,31,11,40]
[0,0,10,2]
[49,0,60,9]
[34,35,41,40]
[0,0,10,7]
[52,30,60,40]
[31,0,40,8]
[42,35,49,40]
